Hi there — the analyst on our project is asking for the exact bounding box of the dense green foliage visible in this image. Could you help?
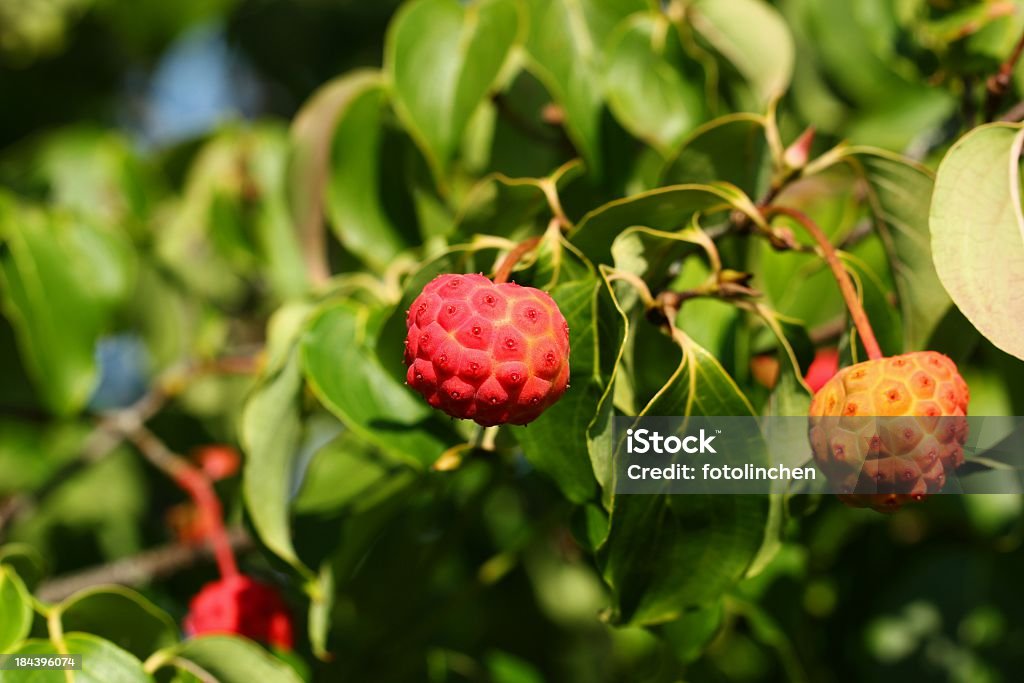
[3,0,1024,681]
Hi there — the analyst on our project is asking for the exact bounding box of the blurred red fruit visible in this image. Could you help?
[183,575,293,650]
[192,445,241,481]
[805,348,840,393]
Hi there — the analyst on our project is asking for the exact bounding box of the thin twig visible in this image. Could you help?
[762,206,883,361]
[985,28,1024,121]
[1000,99,1024,122]
[34,527,252,603]
[0,389,167,540]
[0,354,260,540]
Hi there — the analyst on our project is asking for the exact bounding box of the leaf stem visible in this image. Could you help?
[985,27,1024,121]
[493,235,543,283]
[762,206,883,361]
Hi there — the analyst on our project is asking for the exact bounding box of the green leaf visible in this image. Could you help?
[157,126,310,303]
[0,544,46,591]
[151,635,302,683]
[293,431,413,516]
[523,0,648,174]
[781,0,954,150]
[604,13,703,155]
[241,303,314,574]
[659,113,770,197]
[302,301,455,468]
[598,317,768,625]
[512,277,602,503]
[454,159,584,238]
[657,601,724,663]
[689,0,795,105]
[29,128,159,237]
[58,587,178,662]
[587,270,632,498]
[0,565,31,651]
[387,0,523,184]
[569,182,755,266]
[0,200,134,415]
[244,127,310,300]
[842,148,949,351]
[294,71,420,271]
[456,174,549,238]
[0,634,151,683]
[930,123,1024,360]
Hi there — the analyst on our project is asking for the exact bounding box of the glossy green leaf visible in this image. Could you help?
[293,431,413,516]
[569,182,755,265]
[151,635,301,683]
[690,0,794,104]
[523,0,648,174]
[297,71,420,271]
[454,159,584,238]
[387,0,523,183]
[241,303,314,574]
[587,270,632,499]
[0,565,31,651]
[659,113,770,197]
[930,123,1024,360]
[294,71,387,272]
[0,634,151,683]
[598,316,768,625]
[58,587,178,662]
[0,199,133,415]
[302,301,454,468]
[604,13,703,155]
[842,148,949,350]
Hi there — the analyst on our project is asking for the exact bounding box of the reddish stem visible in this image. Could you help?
[493,236,542,284]
[986,27,1024,121]
[763,206,884,361]
[172,468,239,579]
[125,427,239,579]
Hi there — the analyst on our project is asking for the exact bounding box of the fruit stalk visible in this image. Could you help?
[122,425,239,579]
[493,236,542,284]
[763,205,883,361]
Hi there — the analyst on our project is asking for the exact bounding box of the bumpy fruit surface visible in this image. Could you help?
[808,351,969,512]
[403,273,570,426]
[183,575,294,649]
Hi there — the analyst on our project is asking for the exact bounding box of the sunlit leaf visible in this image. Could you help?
[930,123,1024,360]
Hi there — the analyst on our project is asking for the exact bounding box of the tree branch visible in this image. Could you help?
[34,527,252,603]
[985,28,1024,121]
